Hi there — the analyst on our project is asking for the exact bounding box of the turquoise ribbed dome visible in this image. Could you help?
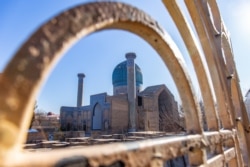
[112,61,143,87]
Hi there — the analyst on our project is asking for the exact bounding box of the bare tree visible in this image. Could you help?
[34,109,47,126]
[159,104,185,132]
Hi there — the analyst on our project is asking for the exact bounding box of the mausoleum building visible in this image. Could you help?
[60,53,181,134]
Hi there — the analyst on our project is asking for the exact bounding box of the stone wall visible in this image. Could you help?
[140,96,159,131]
[27,132,46,143]
[110,97,128,133]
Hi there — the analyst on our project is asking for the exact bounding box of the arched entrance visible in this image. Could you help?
[66,114,73,131]
[66,123,71,131]
[92,103,102,130]
[83,121,87,131]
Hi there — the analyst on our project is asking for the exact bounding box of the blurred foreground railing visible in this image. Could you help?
[4,130,237,166]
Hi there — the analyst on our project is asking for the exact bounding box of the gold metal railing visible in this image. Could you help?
[0,1,249,166]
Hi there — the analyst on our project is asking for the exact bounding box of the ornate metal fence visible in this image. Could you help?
[0,1,249,166]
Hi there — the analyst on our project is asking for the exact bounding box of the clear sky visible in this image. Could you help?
[1,0,250,113]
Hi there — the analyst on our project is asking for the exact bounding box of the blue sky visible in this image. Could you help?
[1,0,250,113]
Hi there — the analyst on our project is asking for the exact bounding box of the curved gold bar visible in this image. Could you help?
[162,0,219,131]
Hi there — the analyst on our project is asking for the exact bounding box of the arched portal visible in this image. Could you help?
[66,114,73,131]
[66,123,71,131]
[83,120,87,131]
[92,103,102,130]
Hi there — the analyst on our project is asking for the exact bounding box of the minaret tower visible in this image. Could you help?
[77,73,85,107]
[126,53,137,132]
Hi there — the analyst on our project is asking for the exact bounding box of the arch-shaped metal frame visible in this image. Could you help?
[0,1,201,153]
[184,0,249,165]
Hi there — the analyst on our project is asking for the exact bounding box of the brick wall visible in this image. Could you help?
[111,97,128,133]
